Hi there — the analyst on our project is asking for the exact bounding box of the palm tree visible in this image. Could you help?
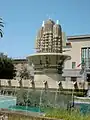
[0,18,4,38]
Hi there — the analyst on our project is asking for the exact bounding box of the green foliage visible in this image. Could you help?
[0,18,4,38]
[45,108,90,120]
[0,53,16,79]
[19,65,31,80]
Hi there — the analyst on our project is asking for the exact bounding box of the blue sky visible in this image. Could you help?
[0,0,90,58]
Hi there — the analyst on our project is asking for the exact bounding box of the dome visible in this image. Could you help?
[53,24,61,30]
[44,19,55,32]
[45,19,55,25]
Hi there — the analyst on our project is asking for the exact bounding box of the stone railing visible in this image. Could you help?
[0,79,88,90]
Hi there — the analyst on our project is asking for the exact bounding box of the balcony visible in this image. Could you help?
[63,69,82,77]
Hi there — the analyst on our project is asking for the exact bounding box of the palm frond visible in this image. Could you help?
[0,19,4,27]
[0,24,4,27]
[0,29,3,38]
[0,31,3,37]
[0,18,4,38]
[0,29,3,32]
[0,21,4,24]
[0,18,3,20]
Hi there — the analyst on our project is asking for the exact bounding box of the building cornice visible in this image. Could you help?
[13,59,27,64]
[67,34,90,40]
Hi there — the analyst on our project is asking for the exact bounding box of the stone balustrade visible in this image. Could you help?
[0,79,88,90]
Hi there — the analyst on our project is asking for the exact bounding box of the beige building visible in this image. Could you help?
[63,34,90,82]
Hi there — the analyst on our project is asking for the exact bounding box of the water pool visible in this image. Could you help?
[9,106,40,113]
[1,95,90,115]
[0,95,16,109]
[9,103,90,115]
[75,102,90,114]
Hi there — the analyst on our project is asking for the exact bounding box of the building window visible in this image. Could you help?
[72,62,76,69]
[71,77,77,82]
[81,47,90,69]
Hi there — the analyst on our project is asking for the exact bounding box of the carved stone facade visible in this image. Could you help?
[35,19,62,53]
[27,19,70,84]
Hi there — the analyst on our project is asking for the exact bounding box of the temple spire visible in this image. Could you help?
[42,21,45,27]
[56,20,59,25]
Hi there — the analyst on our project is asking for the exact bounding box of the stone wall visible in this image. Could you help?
[0,109,62,120]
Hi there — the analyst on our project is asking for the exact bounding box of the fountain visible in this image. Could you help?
[0,19,72,115]
[54,89,58,108]
[26,19,71,112]
[39,89,43,114]
[27,19,71,90]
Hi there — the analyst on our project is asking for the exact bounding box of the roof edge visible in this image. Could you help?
[67,34,90,40]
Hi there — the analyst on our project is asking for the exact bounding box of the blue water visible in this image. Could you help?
[0,95,41,113]
[0,95,90,114]
[9,106,40,113]
[9,103,90,115]
[75,103,90,114]
[0,95,16,109]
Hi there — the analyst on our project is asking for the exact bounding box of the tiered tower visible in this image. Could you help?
[27,19,70,89]
[35,19,62,53]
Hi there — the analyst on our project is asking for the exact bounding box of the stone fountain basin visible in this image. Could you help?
[27,53,71,66]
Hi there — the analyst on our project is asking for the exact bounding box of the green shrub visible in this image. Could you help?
[45,108,90,120]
